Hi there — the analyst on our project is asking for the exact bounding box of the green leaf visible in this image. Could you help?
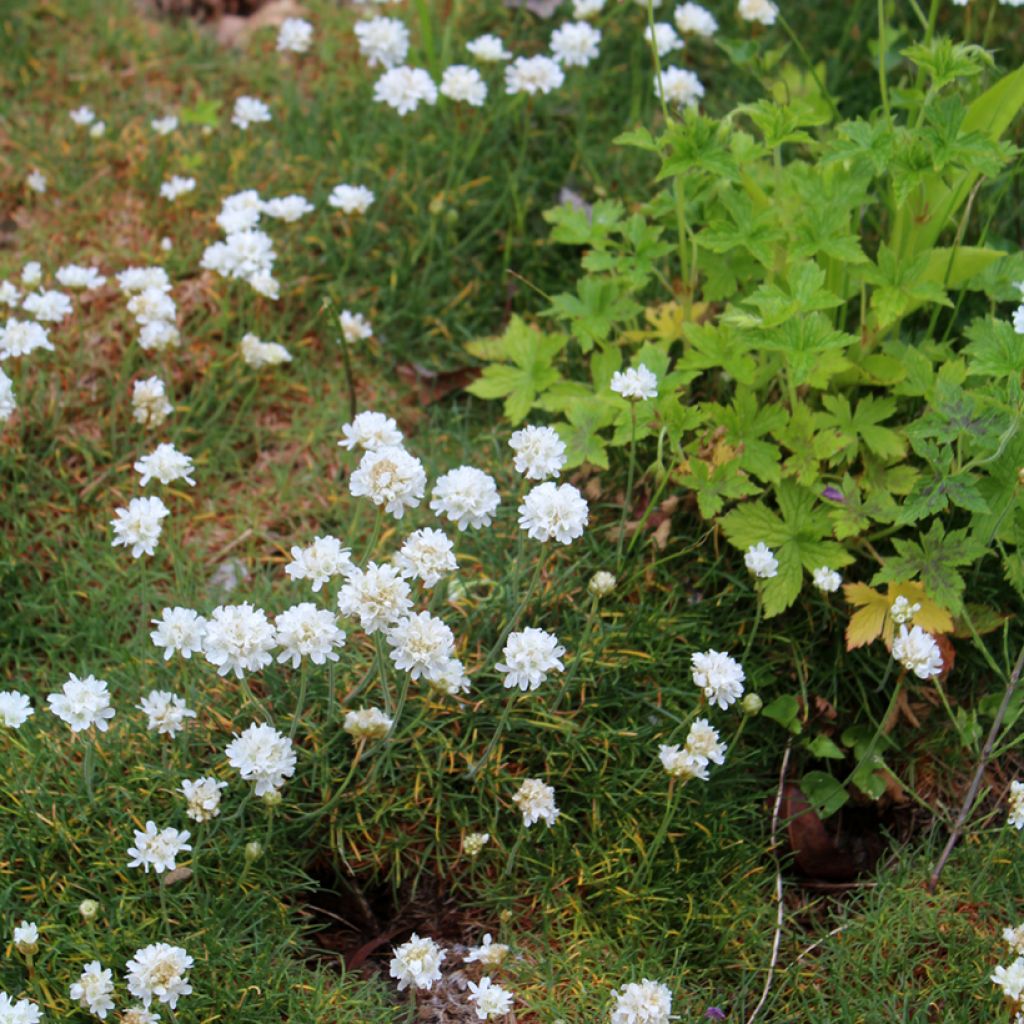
[762,694,802,733]
[800,771,849,818]
[964,316,1024,378]
[807,735,846,760]
[543,199,624,247]
[554,398,616,470]
[815,394,906,466]
[545,277,642,353]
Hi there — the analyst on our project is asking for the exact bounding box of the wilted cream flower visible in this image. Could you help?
[463,832,490,857]
[512,777,559,828]
[465,933,508,967]
[343,707,394,740]
[180,777,227,823]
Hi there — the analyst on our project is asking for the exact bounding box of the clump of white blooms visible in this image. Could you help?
[125,943,193,1009]
[69,961,115,1020]
[465,934,509,968]
[1013,305,1024,335]
[610,978,673,1024]
[467,977,514,1020]
[589,570,617,597]
[675,2,718,36]
[277,16,313,53]
[70,105,96,126]
[89,121,106,139]
[240,333,292,368]
[337,562,413,634]
[355,16,410,68]
[812,566,842,593]
[13,921,39,956]
[1004,923,1024,956]
[201,230,278,294]
[430,657,471,697]
[0,281,21,307]
[513,777,560,828]
[150,607,207,661]
[151,114,178,135]
[111,495,170,558]
[126,286,176,326]
[350,444,427,518]
[231,95,272,129]
[26,169,47,193]
[889,594,921,625]
[518,481,589,545]
[744,542,778,579]
[181,777,227,822]
[202,602,277,678]
[467,34,512,62]
[132,376,174,427]
[339,309,374,343]
[992,958,1024,1004]
[691,649,745,710]
[138,320,180,352]
[550,21,602,67]
[738,0,779,25]
[1,318,54,360]
[126,821,192,874]
[118,267,170,294]
[645,22,684,57]
[0,691,33,728]
[393,528,458,587]
[1007,780,1024,829]
[892,625,943,679]
[121,1009,160,1024]
[498,628,566,691]
[440,64,488,106]
[505,55,565,95]
[328,184,375,215]
[0,994,42,1023]
[47,673,116,732]
[374,66,438,115]
[56,264,106,290]
[344,707,394,740]
[134,443,195,487]
[0,369,15,423]
[610,364,658,400]
[509,424,566,480]
[389,934,446,991]
[573,0,606,16]
[23,289,73,323]
[137,690,196,737]
[658,66,705,108]
[463,832,490,857]
[275,603,347,667]
[21,262,42,287]
[386,611,455,682]
[225,723,296,796]
[216,190,263,233]
[659,718,727,782]
[286,535,352,592]
[262,195,314,222]
[159,176,195,201]
[430,466,501,531]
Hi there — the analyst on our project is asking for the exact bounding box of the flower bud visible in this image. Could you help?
[740,693,763,716]
[244,841,263,863]
[79,899,99,922]
[262,789,282,808]
[13,922,38,956]
[588,571,616,598]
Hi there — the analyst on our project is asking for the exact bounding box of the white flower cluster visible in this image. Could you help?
[658,717,726,782]
[201,190,280,299]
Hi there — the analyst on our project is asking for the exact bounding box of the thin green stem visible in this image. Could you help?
[616,405,638,572]
[289,665,309,741]
[876,0,892,127]
[632,778,683,889]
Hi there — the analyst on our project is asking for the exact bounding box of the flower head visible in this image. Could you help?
[225,723,296,796]
[812,566,842,593]
[26,169,47,193]
[134,443,195,487]
[355,16,410,68]
[440,64,488,106]
[350,445,426,518]
[386,611,455,681]
[240,333,291,368]
[47,674,116,732]
[126,822,192,874]
[610,979,673,1024]
[509,425,566,480]
[645,22,683,57]
[589,571,617,597]
[274,603,346,667]
[0,318,54,360]
[159,176,195,202]
[137,690,196,737]
[497,628,565,692]
[658,744,708,781]
[430,466,501,531]
[56,264,106,290]
[0,692,33,728]
[467,977,514,1020]
[180,777,227,823]
[518,481,588,544]
[892,625,943,679]
[125,943,193,1009]
[0,369,14,423]
[111,496,169,558]
[339,411,402,452]
[374,66,437,115]
[738,0,778,24]
[889,595,920,626]
[691,650,745,710]
[393,527,457,587]
[505,55,564,95]
[512,777,559,828]
[337,562,413,634]
[992,957,1024,1003]
[339,309,374,343]
[152,114,178,135]
[0,994,42,1023]
[658,66,705,107]
[675,2,718,36]
[132,377,173,426]
[150,607,207,660]
[463,833,490,857]
[262,195,314,222]
[550,21,602,67]
[744,542,778,579]
[610,364,658,400]
[389,934,446,991]
[285,536,352,592]
[13,922,38,956]
[465,934,508,968]
[467,34,511,62]
[231,95,272,129]
[277,17,313,53]
[202,602,277,678]
[70,961,115,1019]
[343,707,394,740]
[328,184,375,215]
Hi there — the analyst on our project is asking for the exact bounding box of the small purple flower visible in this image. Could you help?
[822,486,844,503]
[705,1009,727,1022]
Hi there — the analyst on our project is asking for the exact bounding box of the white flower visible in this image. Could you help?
[467,34,512,62]
[1013,305,1024,335]
[892,625,943,680]
[518,481,589,545]
[56,264,106,290]
[691,650,745,710]
[374,66,438,115]
[386,612,455,682]
[467,977,514,1020]
[0,281,22,307]
[21,262,42,287]
[201,230,276,281]
[159,176,195,201]
[658,743,709,781]
[674,2,718,35]
[22,289,73,323]
[0,318,53,360]
[216,190,263,232]
[275,603,346,668]
[337,562,413,634]
[13,922,38,956]
[121,1009,160,1024]
[89,121,106,139]
[47,673,116,732]
[286,536,352,592]
[70,961,115,1019]
[509,425,566,480]
[685,717,727,764]
[343,707,394,739]
[151,114,178,135]
[134,443,195,487]
[430,657,471,696]
[550,21,602,67]
[127,287,176,326]
[339,309,373,343]
[389,934,446,991]
[231,95,272,129]
[812,566,842,593]
[512,777,559,828]
[137,690,196,737]
[610,364,658,400]
[463,833,490,857]
[340,412,403,453]
[658,66,705,107]
[889,595,921,626]
[181,777,227,822]
[393,527,457,586]
[505,55,565,95]
[430,466,500,531]
[497,628,565,691]
[350,444,426,518]
[738,0,779,25]
[125,943,193,1009]
[1004,923,1024,956]
[225,722,296,796]
[0,994,42,1024]
[440,64,488,106]
[465,934,508,968]
[137,320,180,352]
[247,271,279,299]
[645,22,684,57]
[589,571,617,597]
[70,105,96,126]
[277,17,313,53]
[126,822,192,874]
[573,0,606,16]
[111,495,169,558]
[240,332,292,367]
[160,237,173,252]
[328,184,375,215]
[992,957,1024,1002]
[26,169,47,193]
[117,267,170,294]
[132,376,173,426]
[744,541,778,579]
[610,978,673,1024]
[0,369,14,422]
[0,692,33,729]
[262,195,314,222]
[203,603,277,678]
[355,16,410,68]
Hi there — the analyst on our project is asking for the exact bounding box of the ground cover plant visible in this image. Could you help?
[1,0,1024,1021]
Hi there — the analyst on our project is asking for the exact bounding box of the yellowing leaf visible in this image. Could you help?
[844,581,955,651]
